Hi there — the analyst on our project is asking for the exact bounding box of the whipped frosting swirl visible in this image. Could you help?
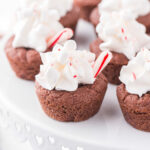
[120,48,150,97]
[99,0,150,19]
[13,0,74,52]
[36,40,112,91]
[13,7,64,52]
[96,11,150,59]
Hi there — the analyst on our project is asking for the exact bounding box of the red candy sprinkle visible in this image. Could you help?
[124,36,127,40]
[121,28,128,41]
[73,75,77,78]
[132,72,136,80]
[121,28,124,33]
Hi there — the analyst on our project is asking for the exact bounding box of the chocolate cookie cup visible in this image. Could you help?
[74,0,101,21]
[60,5,80,31]
[36,73,108,122]
[90,7,150,33]
[117,84,150,132]
[137,13,150,33]
[5,25,73,81]
[90,7,99,27]
[90,38,128,85]
[5,36,42,81]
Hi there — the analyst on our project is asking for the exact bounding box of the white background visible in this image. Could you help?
[0,0,17,34]
[0,0,32,149]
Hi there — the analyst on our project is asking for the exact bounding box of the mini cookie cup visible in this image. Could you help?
[117,84,150,132]
[35,73,108,122]
[5,36,42,81]
[5,26,74,81]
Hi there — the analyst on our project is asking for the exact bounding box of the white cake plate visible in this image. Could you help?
[1,20,150,150]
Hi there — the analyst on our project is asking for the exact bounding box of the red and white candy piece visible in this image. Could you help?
[93,51,112,78]
[47,28,73,49]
